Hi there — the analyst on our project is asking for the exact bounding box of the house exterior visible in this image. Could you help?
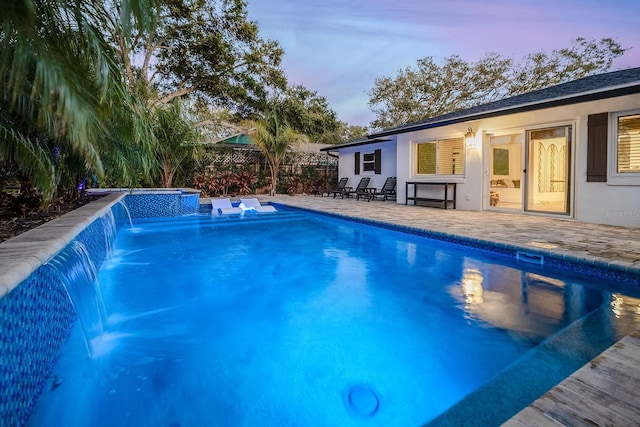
[321,67,640,227]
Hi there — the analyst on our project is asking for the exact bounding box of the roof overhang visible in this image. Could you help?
[371,82,640,138]
[319,137,392,152]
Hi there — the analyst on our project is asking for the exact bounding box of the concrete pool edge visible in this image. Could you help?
[0,192,127,299]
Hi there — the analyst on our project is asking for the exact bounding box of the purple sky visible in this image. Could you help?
[247,0,640,127]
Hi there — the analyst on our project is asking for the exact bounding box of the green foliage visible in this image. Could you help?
[121,0,287,117]
[193,168,257,196]
[152,100,201,188]
[368,37,627,130]
[0,0,159,204]
[507,37,626,94]
[271,85,342,143]
[279,167,326,195]
[249,109,309,195]
[267,85,370,144]
[337,122,369,143]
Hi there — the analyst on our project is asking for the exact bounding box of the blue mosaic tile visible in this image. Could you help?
[0,267,76,427]
[123,193,200,218]
[111,200,132,229]
[76,217,108,272]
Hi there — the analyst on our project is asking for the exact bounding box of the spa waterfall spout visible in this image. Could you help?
[47,241,108,358]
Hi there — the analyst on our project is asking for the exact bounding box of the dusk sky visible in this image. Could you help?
[246,0,640,127]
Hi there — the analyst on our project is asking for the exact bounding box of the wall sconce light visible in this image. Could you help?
[465,127,476,147]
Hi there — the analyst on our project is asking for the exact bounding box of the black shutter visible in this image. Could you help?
[374,149,382,174]
[587,113,608,182]
[354,151,360,175]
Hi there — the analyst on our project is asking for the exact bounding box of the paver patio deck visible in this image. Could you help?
[262,195,640,275]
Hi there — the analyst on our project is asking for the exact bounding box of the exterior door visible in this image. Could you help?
[488,133,523,210]
[524,125,572,215]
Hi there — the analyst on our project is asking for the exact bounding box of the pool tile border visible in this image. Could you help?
[272,202,640,286]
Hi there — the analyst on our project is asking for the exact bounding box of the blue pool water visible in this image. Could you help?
[28,209,640,426]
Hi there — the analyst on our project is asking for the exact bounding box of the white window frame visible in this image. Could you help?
[362,151,376,173]
[608,109,640,186]
[413,137,465,178]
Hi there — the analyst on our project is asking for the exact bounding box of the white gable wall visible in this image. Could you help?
[336,138,397,191]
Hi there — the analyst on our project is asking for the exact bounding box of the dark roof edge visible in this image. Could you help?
[319,137,392,151]
[370,83,640,138]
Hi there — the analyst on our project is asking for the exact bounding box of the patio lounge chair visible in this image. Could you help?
[342,177,371,201]
[239,198,277,213]
[211,198,243,215]
[371,177,397,201]
[326,177,349,198]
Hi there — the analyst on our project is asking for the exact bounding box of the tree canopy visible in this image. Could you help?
[368,38,627,130]
[0,0,299,204]
[1,0,630,205]
[110,0,287,117]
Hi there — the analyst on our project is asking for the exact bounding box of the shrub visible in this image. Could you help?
[193,169,257,197]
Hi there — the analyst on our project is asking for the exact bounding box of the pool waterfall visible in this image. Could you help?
[47,240,109,358]
[0,189,200,427]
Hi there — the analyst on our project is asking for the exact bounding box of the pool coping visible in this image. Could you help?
[0,192,126,299]
[264,201,640,285]
[255,196,640,280]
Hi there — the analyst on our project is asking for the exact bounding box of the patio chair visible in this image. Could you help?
[326,177,349,198]
[371,177,397,201]
[239,198,277,213]
[342,177,371,201]
[211,198,243,215]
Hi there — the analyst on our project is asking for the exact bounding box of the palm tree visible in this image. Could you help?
[249,110,308,196]
[154,100,200,188]
[0,0,158,203]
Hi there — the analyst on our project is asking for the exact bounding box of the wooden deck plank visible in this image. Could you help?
[502,406,564,427]
[591,351,640,382]
[571,358,640,409]
[504,328,640,426]
[600,332,640,367]
[561,377,640,423]
[531,384,634,427]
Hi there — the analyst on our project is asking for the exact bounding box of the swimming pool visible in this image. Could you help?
[24,206,640,426]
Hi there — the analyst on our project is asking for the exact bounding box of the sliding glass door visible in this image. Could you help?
[524,126,572,214]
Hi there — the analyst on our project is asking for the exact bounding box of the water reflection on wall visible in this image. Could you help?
[611,294,640,321]
[448,259,607,344]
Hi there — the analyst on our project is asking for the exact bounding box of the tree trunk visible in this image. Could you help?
[269,159,279,196]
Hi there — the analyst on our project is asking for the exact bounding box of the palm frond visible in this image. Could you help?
[0,121,55,200]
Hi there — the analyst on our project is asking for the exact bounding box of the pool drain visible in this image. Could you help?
[344,384,380,417]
